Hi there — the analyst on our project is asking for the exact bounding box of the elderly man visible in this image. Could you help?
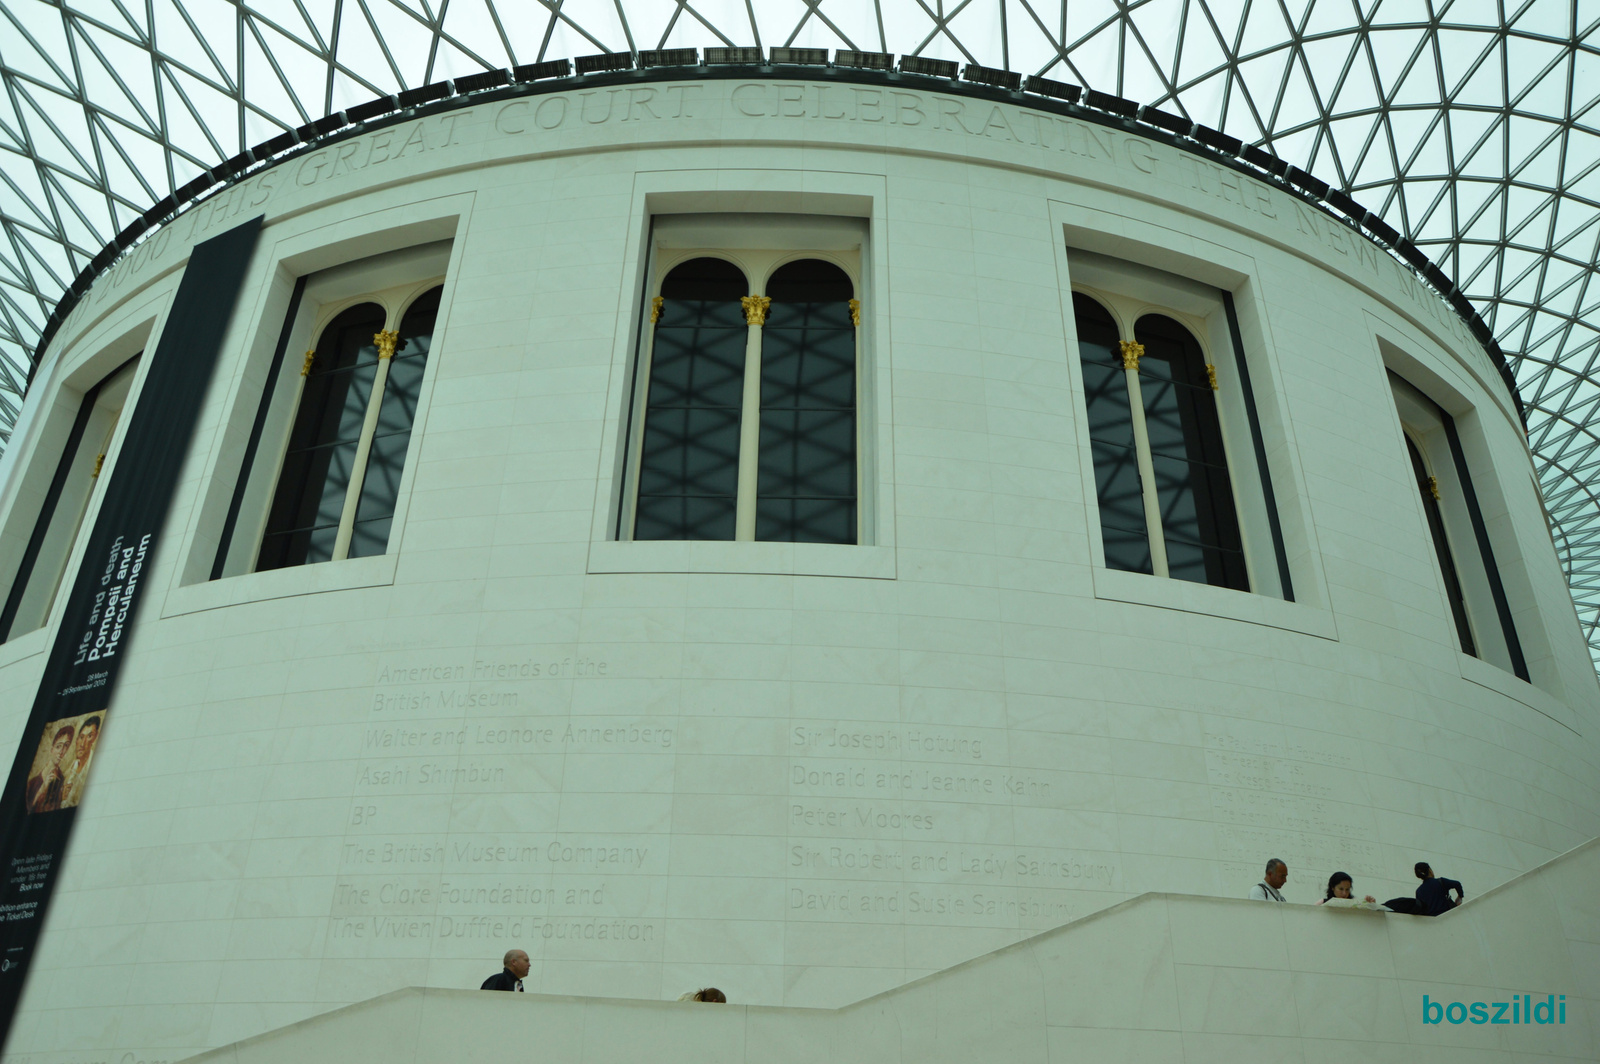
[481,949,530,991]
[1248,858,1288,901]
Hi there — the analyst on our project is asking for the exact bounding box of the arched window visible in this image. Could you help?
[1074,293,1150,575]
[1134,314,1247,590]
[258,284,437,570]
[210,240,450,579]
[0,357,139,642]
[1073,296,1248,591]
[635,257,749,541]
[348,286,441,558]
[759,259,856,543]
[1405,433,1476,656]
[631,253,860,545]
[258,302,388,569]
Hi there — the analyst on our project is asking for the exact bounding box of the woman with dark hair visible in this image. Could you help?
[1320,871,1387,909]
[25,724,74,813]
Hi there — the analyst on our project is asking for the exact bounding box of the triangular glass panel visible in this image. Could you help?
[331,7,402,95]
[615,0,674,52]
[437,0,511,70]
[362,0,437,88]
[1065,20,1123,90]
[1298,33,1358,106]
[1445,106,1500,161]
[1513,132,1564,187]
[243,0,326,51]
[1436,27,1496,97]
[1330,54,1380,113]
[67,28,154,136]
[1238,0,1292,57]
[1450,44,1504,108]
[801,0,882,53]
[149,0,218,79]
[1175,2,1231,89]
[243,25,311,127]
[1303,0,1359,37]
[1504,34,1565,104]
[65,0,144,38]
[3,9,74,94]
[430,38,489,82]
[1510,0,1574,34]
[1007,8,1069,77]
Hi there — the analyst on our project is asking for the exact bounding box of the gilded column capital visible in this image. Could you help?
[741,295,771,326]
[300,349,316,376]
[650,296,664,323]
[848,298,861,327]
[1205,363,1219,390]
[374,330,400,359]
[1118,340,1144,371]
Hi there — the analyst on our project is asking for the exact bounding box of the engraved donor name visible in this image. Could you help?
[364,722,673,749]
[331,916,655,942]
[357,763,505,787]
[788,888,1076,922]
[791,726,983,759]
[342,840,649,868]
[790,804,934,830]
[373,689,517,711]
[375,656,608,684]
[788,846,1115,885]
[335,881,604,908]
[791,764,1048,796]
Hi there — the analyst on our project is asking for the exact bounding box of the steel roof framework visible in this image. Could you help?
[1,0,1597,668]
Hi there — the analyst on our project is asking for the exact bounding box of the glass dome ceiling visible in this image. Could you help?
[0,0,1597,665]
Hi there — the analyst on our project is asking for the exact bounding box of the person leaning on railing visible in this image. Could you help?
[1319,871,1388,910]
[1413,861,1465,916]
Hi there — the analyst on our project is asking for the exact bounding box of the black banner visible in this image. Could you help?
[0,217,261,1045]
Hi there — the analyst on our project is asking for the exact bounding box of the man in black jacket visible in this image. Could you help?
[481,949,530,991]
[1414,862,1465,916]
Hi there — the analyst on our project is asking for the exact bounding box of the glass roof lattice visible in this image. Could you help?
[1,0,1598,669]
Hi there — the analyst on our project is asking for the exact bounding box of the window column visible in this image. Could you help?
[1117,338,1169,578]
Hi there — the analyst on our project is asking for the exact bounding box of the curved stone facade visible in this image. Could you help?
[0,76,1594,1062]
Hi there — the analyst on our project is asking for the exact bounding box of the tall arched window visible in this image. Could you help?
[349,286,441,558]
[258,286,439,569]
[1074,296,1248,591]
[258,302,387,569]
[632,254,860,545]
[759,259,856,543]
[1075,293,1151,575]
[1388,368,1528,680]
[635,257,749,541]
[1406,434,1476,656]
[0,357,139,642]
[1134,314,1247,590]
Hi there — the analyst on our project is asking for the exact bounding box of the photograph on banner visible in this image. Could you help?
[23,711,104,814]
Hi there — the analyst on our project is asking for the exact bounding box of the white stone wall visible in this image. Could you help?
[179,837,1600,1064]
[0,78,1594,1063]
